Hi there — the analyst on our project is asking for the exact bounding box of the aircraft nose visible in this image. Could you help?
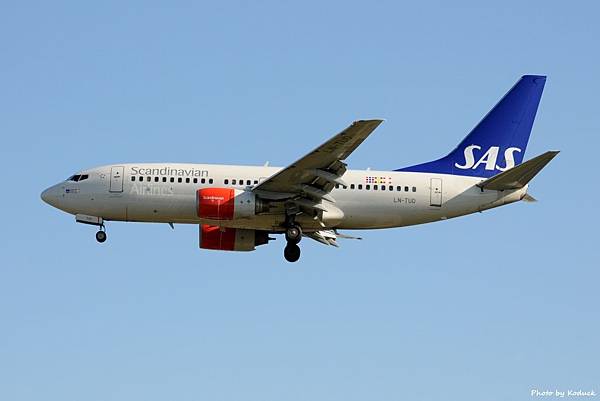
[41,185,58,207]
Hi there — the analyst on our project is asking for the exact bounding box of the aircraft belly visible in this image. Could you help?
[199,215,326,232]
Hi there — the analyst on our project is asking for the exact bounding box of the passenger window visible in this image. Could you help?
[358,184,363,190]
[224,179,229,185]
[138,176,143,182]
[397,186,401,191]
[209,178,213,184]
[232,179,237,185]
[131,176,135,182]
[178,177,182,183]
[389,185,393,191]
[335,184,339,189]
[246,180,251,185]
[201,178,206,184]
[405,186,409,192]
[186,178,190,183]
[350,184,355,189]
[381,185,385,191]
[155,177,159,182]
[412,186,416,192]
[193,178,198,184]
[146,176,151,182]
[170,177,174,183]
[239,179,243,184]
[254,180,258,184]
[366,185,370,190]
[162,177,167,182]
[374,185,378,190]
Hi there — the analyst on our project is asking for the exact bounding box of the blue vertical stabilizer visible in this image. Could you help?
[396,75,546,178]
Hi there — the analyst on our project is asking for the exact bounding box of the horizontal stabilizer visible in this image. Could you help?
[477,151,559,190]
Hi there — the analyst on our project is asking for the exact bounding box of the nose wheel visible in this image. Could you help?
[95,227,107,243]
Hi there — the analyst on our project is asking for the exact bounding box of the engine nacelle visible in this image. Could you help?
[197,188,264,220]
[199,225,269,252]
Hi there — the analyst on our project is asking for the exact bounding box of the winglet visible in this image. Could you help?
[477,150,559,190]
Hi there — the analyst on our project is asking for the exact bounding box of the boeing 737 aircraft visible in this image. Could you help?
[41,75,558,262]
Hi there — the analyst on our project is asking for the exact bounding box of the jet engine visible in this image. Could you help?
[199,225,269,252]
[196,188,267,220]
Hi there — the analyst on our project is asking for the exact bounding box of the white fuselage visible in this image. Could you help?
[41,163,527,232]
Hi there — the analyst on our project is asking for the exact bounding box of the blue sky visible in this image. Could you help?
[1,1,599,400]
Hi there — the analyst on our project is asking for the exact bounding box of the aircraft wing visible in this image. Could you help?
[253,119,383,201]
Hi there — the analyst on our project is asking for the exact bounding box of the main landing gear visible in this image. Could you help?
[283,220,302,263]
[284,243,301,263]
[285,225,302,244]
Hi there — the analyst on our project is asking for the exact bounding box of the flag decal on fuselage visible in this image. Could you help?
[365,176,392,184]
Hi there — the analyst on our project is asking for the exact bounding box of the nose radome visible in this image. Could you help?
[41,186,57,206]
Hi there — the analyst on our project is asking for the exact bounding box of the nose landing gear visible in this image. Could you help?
[75,214,107,244]
[95,227,107,243]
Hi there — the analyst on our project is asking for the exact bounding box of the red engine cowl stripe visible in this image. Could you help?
[197,188,235,220]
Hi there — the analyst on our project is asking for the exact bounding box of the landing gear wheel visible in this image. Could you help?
[285,225,302,244]
[284,243,301,263]
[95,230,107,243]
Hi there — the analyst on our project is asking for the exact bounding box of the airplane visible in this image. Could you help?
[41,75,558,262]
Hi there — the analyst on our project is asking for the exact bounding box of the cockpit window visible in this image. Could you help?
[67,174,89,182]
